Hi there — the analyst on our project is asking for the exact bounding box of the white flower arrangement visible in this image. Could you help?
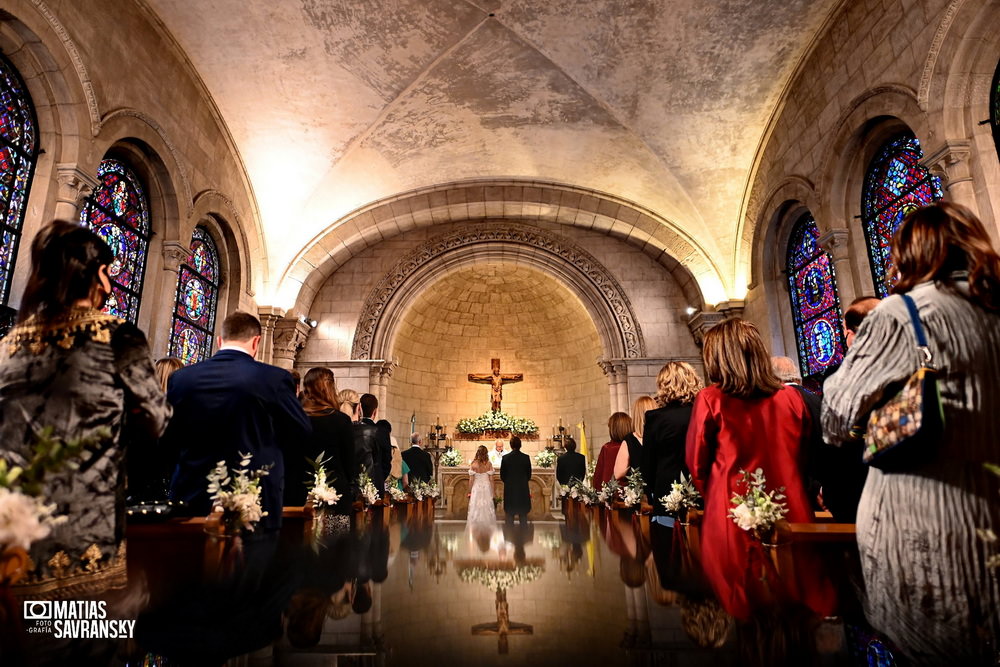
[387,484,408,502]
[659,472,702,515]
[728,467,788,541]
[568,479,599,505]
[440,448,464,467]
[534,449,556,468]
[357,467,380,507]
[411,479,441,501]
[0,486,64,551]
[598,478,620,508]
[306,452,342,509]
[456,411,538,435]
[584,459,597,485]
[206,452,270,532]
[458,565,544,590]
[619,468,645,508]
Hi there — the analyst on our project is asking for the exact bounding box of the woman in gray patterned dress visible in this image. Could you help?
[0,220,171,598]
[822,202,1000,663]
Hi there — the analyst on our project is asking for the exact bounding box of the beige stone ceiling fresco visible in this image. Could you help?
[142,0,842,303]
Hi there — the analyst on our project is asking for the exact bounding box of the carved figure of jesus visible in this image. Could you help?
[468,358,523,413]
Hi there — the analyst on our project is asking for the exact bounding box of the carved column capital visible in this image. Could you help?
[257,306,286,366]
[368,361,395,386]
[922,140,972,187]
[687,311,725,347]
[597,360,614,377]
[818,229,850,259]
[55,164,98,218]
[161,241,189,272]
[272,318,312,369]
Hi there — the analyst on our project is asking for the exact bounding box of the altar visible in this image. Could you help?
[439,448,556,520]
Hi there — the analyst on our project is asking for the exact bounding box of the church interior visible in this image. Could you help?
[1,0,1000,664]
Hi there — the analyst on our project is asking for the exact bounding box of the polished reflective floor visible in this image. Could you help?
[9,506,885,666]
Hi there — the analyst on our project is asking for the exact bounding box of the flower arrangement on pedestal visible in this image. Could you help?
[728,468,788,543]
[660,472,702,522]
[619,468,645,508]
[533,449,556,468]
[206,453,270,533]
[456,411,538,435]
[357,468,380,507]
[440,448,464,467]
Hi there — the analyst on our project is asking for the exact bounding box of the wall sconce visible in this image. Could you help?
[298,314,318,328]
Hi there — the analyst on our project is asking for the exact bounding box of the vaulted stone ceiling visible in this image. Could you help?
[142,0,842,302]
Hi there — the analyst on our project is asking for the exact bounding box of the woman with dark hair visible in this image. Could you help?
[0,220,170,595]
[641,361,703,518]
[286,367,354,520]
[686,318,833,620]
[823,202,1000,663]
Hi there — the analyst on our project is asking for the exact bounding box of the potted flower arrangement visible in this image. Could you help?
[728,468,788,545]
[440,448,464,467]
[533,449,556,468]
[205,453,270,534]
[660,472,702,525]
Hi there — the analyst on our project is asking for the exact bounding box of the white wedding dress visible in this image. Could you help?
[467,467,497,524]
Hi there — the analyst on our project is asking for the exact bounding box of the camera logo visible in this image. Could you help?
[23,601,52,620]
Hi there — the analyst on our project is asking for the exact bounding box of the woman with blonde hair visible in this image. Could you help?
[154,356,184,393]
[337,388,360,422]
[592,412,633,489]
[640,361,702,518]
[686,318,833,620]
[613,395,657,480]
[467,445,496,524]
[823,202,1000,662]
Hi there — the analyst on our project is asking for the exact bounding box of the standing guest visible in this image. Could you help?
[843,296,882,348]
[285,367,353,515]
[375,418,393,495]
[402,432,433,483]
[592,412,632,489]
[771,356,823,511]
[687,318,834,620]
[488,438,507,467]
[640,362,702,518]
[0,220,170,592]
[389,442,410,491]
[500,436,531,523]
[165,311,310,531]
[556,436,586,487]
[353,394,380,490]
[338,389,360,421]
[614,396,657,480]
[823,202,1000,663]
[154,357,184,393]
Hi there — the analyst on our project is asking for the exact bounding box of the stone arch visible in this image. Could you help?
[188,189,260,303]
[278,180,719,315]
[351,223,647,362]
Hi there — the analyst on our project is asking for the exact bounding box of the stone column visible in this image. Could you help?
[818,228,856,307]
[923,140,978,216]
[598,360,618,413]
[368,361,394,412]
[686,310,725,347]
[613,362,628,413]
[272,317,312,370]
[257,306,285,365]
[155,241,189,356]
[55,164,98,221]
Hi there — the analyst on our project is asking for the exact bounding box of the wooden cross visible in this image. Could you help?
[471,587,533,654]
[468,358,523,413]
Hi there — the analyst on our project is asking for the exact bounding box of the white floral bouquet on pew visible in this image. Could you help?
[567,479,598,506]
[387,484,408,502]
[619,468,645,508]
[357,467,380,507]
[206,452,270,532]
[598,478,620,508]
[660,472,702,519]
[728,467,788,542]
[305,452,341,509]
[410,479,441,501]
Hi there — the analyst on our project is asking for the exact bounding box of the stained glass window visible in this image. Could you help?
[79,159,150,323]
[860,132,942,297]
[991,59,1000,162]
[168,226,220,364]
[786,213,845,381]
[0,52,38,307]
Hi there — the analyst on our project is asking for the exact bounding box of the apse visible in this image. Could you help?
[384,262,611,450]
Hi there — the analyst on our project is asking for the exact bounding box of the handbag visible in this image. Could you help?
[862,294,945,471]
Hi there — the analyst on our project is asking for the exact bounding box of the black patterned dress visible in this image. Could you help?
[0,308,170,598]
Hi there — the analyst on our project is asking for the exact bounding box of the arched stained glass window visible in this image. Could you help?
[80,159,151,323]
[0,52,39,307]
[786,213,845,381]
[168,226,221,364]
[991,59,1000,161]
[861,132,942,297]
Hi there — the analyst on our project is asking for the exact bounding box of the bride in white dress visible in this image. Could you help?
[467,445,497,524]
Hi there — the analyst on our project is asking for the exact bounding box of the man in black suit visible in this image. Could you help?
[500,436,531,524]
[165,311,311,531]
[401,433,433,483]
[555,436,586,487]
[353,394,383,492]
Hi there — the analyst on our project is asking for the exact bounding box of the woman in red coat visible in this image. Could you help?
[592,412,632,489]
[685,318,835,620]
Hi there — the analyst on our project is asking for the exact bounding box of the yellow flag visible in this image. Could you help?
[577,419,588,459]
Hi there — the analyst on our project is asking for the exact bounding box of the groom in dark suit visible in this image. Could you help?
[500,436,531,524]
[165,311,311,530]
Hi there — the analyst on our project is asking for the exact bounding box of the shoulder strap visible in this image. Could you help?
[900,294,934,368]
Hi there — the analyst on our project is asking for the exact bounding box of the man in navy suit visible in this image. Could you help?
[500,436,532,524]
[165,311,311,530]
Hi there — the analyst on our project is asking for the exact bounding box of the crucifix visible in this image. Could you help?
[468,358,524,413]
[471,587,533,654]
